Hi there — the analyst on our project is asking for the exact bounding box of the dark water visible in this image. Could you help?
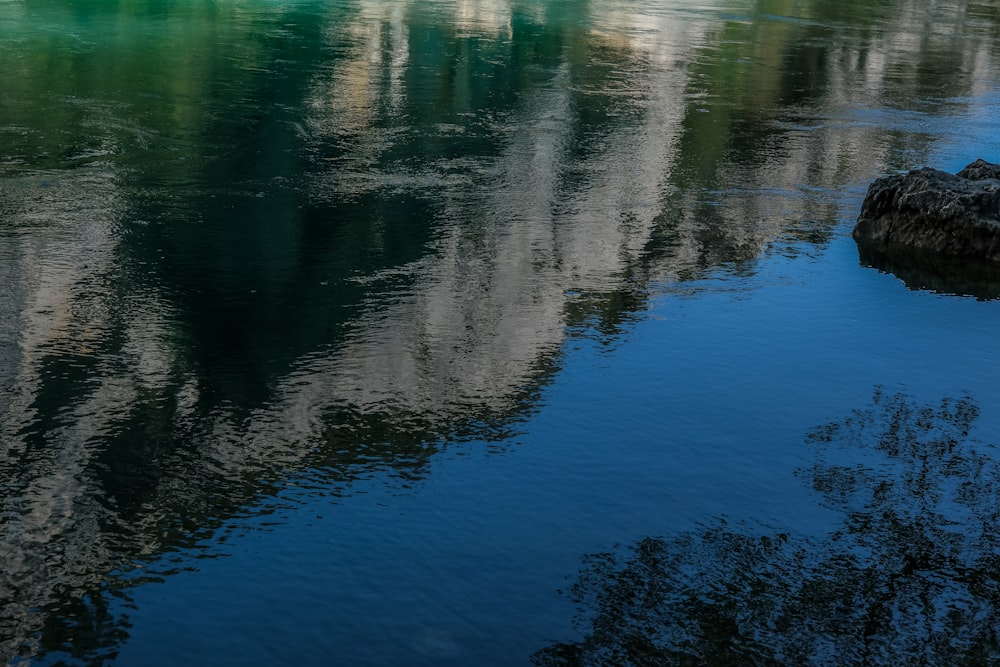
[2,0,1000,664]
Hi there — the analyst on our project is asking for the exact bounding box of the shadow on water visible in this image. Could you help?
[2,0,1000,663]
[533,389,1000,666]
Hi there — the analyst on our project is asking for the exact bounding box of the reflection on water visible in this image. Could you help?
[2,0,1000,662]
[858,243,1000,300]
[534,389,1000,666]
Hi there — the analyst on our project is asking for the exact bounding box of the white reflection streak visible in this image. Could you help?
[0,168,131,655]
[455,0,512,38]
[388,4,409,113]
[265,1,699,435]
[0,164,195,658]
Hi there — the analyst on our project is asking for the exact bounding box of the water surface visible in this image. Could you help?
[2,0,1000,664]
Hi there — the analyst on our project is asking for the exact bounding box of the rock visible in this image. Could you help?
[852,159,1000,263]
[957,158,1000,181]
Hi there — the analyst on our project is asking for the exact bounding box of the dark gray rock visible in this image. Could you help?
[957,158,1000,181]
[853,159,1000,263]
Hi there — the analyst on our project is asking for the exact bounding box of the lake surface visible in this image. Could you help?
[3,0,1000,664]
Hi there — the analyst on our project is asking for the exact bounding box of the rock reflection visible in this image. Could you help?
[533,389,1000,666]
[858,243,1000,300]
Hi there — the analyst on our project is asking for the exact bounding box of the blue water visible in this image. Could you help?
[3,0,1000,664]
[112,229,1000,665]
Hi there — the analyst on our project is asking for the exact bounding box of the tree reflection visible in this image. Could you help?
[534,389,1000,666]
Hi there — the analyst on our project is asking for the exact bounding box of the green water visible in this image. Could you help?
[2,0,1000,664]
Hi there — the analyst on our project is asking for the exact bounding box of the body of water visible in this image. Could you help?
[3,0,1000,664]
